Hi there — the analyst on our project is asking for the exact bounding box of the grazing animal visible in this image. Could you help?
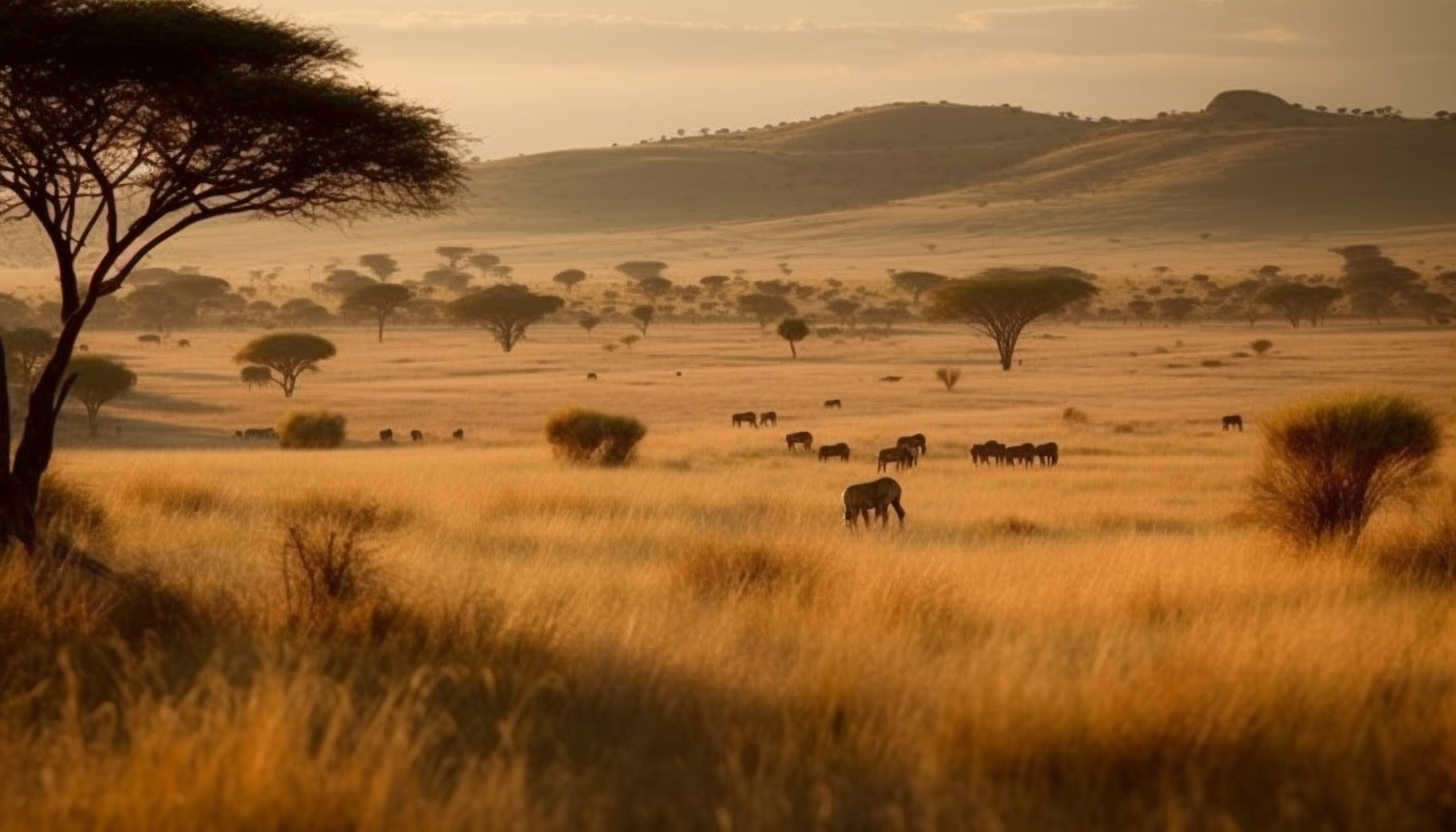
[896,433,927,458]
[233,430,243,440]
[818,442,850,462]
[1222,414,1244,432]
[242,427,277,441]
[879,375,902,382]
[137,334,161,345]
[1005,443,1038,467]
[759,411,778,427]
[410,429,424,442]
[969,443,990,466]
[587,372,598,380]
[971,441,1007,466]
[842,477,906,528]
[732,411,758,428]
[177,338,190,348]
[78,344,89,353]
[1035,441,1060,466]
[379,428,394,443]
[452,428,465,441]
[877,446,914,473]
[823,399,842,409]
[786,431,813,452]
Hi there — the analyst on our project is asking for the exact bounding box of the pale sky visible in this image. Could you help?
[250,0,1456,158]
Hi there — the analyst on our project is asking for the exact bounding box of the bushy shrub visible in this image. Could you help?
[1251,392,1441,546]
[935,367,962,391]
[277,410,347,449]
[1250,339,1274,356]
[545,408,646,466]
[276,495,386,624]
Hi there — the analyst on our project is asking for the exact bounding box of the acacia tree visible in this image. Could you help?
[448,284,565,353]
[737,293,797,330]
[67,356,136,436]
[0,0,464,553]
[358,253,399,283]
[577,313,602,338]
[235,333,337,398]
[629,304,655,336]
[552,269,588,294]
[925,267,1099,370]
[891,270,948,306]
[340,282,414,342]
[777,317,810,358]
[2,328,57,389]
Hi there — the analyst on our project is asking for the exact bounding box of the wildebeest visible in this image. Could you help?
[452,428,465,441]
[877,446,914,473]
[379,428,394,443]
[1035,441,1059,466]
[410,429,424,442]
[896,433,927,458]
[137,333,161,345]
[1222,414,1244,431]
[759,411,778,427]
[732,411,758,428]
[786,431,813,451]
[823,399,842,409]
[843,477,906,528]
[818,442,850,462]
[969,440,1007,466]
[242,427,277,441]
[1004,443,1038,467]
[587,372,598,380]
[177,338,190,348]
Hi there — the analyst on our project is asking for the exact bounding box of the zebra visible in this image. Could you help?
[786,431,813,451]
[1222,414,1244,431]
[817,442,850,462]
[823,399,842,409]
[843,477,905,528]
[877,446,914,473]
[732,411,758,428]
[1035,441,1059,466]
[896,433,927,458]
[759,411,778,427]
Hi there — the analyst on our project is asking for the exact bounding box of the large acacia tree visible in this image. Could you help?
[235,333,337,398]
[926,267,1099,370]
[448,285,565,353]
[341,282,414,342]
[0,0,465,553]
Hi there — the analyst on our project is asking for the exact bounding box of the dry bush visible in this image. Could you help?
[674,540,824,601]
[276,495,392,626]
[544,408,646,466]
[934,366,961,391]
[277,409,347,449]
[1251,391,1441,547]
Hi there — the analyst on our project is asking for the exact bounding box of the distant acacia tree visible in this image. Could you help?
[776,318,810,358]
[614,261,668,283]
[0,0,464,552]
[1257,283,1342,328]
[891,271,949,305]
[235,333,338,398]
[435,246,473,270]
[340,283,414,342]
[578,313,602,338]
[358,253,400,283]
[420,267,473,294]
[467,252,501,277]
[553,269,588,293]
[67,356,137,436]
[448,284,564,353]
[2,328,57,390]
[699,275,730,294]
[637,276,673,301]
[926,267,1099,370]
[1155,296,1201,326]
[737,293,797,330]
[826,298,861,327]
[629,304,655,336]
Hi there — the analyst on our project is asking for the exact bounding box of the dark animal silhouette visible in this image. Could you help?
[1222,414,1244,431]
[823,399,842,409]
[896,433,927,458]
[587,372,598,380]
[137,334,161,345]
[877,446,914,473]
[379,428,394,443]
[1005,443,1037,466]
[233,429,243,440]
[786,431,813,451]
[1035,441,1059,466]
[759,411,778,427]
[732,411,758,428]
[242,427,277,441]
[452,428,465,440]
[177,338,190,348]
[843,477,906,528]
[410,429,424,442]
[880,375,902,382]
[818,442,850,462]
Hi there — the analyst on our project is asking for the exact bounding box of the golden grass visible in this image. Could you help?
[3,322,1456,830]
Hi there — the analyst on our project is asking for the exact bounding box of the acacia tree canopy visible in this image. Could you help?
[234,332,337,397]
[0,0,466,548]
[777,317,810,358]
[340,282,414,342]
[66,356,137,435]
[925,267,1099,370]
[448,284,565,353]
[736,293,797,330]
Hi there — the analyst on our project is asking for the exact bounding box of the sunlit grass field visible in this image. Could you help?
[5,318,1456,830]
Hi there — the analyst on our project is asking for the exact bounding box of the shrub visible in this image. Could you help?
[1251,392,1441,547]
[276,496,387,624]
[1251,339,1274,356]
[1062,406,1090,427]
[934,367,962,391]
[277,410,347,449]
[545,408,646,466]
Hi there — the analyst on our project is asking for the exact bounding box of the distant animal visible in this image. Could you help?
[410,429,424,442]
[77,344,89,353]
[842,477,905,529]
[877,446,914,473]
[233,429,243,440]
[786,431,813,452]
[823,399,842,409]
[1222,414,1244,432]
[1035,441,1060,467]
[177,338,190,348]
[676,371,682,377]
[1005,443,1037,467]
[587,372,598,380]
[817,442,850,462]
[759,411,778,427]
[732,411,758,428]
[896,433,927,458]
[137,333,161,345]
[880,375,902,383]
[379,428,394,443]
[242,427,277,441]
[452,428,465,441]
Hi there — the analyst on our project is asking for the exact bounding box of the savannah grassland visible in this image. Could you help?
[5,314,1456,831]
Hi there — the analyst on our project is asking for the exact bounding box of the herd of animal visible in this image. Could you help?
[378,428,465,443]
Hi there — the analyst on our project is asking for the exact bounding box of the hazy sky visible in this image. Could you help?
[250,0,1456,158]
